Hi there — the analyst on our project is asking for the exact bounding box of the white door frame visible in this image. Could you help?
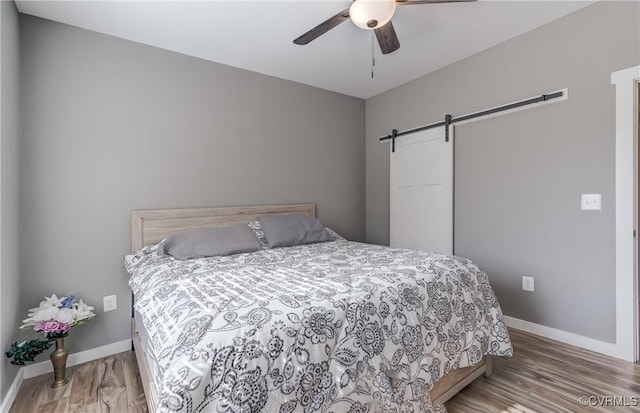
[612,65,640,362]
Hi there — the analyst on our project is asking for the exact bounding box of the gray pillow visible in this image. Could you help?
[157,224,261,260]
[259,215,330,248]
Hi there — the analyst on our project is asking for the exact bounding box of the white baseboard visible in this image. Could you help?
[503,315,621,359]
[0,368,23,413]
[23,339,131,379]
[0,339,131,412]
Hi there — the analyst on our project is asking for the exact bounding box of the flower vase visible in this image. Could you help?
[50,338,69,388]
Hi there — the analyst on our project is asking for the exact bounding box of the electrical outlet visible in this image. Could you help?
[522,276,535,292]
[581,194,601,211]
[103,295,117,312]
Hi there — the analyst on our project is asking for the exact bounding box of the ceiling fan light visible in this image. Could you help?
[349,0,397,30]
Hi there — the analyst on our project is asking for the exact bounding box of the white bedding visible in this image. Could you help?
[124,240,512,413]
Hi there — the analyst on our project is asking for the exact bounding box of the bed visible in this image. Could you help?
[124,204,512,413]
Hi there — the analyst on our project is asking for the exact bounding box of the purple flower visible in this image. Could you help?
[61,294,77,309]
[35,320,71,334]
[58,322,72,334]
[36,320,61,333]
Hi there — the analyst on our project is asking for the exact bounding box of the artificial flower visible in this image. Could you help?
[44,294,64,307]
[55,308,76,324]
[32,306,59,322]
[19,294,95,335]
[60,294,76,309]
[7,294,96,365]
[75,299,95,321]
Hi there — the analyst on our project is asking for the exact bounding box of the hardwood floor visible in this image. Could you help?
[446,329,640,413]
[9,329,640,413]
[9,351,147,413]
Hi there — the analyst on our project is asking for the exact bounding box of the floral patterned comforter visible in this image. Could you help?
[124,240,512,413]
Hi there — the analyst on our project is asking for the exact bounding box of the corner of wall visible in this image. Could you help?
[0,368,22,413]
[0,0,22,405]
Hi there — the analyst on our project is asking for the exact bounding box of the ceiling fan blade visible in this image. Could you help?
[396,0,476,5]
[375,21,400,55]
[293,8,351,45]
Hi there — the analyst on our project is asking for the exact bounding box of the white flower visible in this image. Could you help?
[32,306,59,322]
[20,318,35,329]
[44,294,64,307]
[29,301,55,316]
[18,293,95,332]
[55,308,77,324]
[74,300,95,321]
[32,303,51,312]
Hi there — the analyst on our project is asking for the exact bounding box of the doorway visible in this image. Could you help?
[612,65,639,362]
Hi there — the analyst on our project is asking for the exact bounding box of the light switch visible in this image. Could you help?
[103,295,117,312]
[581,194,601,211]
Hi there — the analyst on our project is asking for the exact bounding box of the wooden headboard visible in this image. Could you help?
[131,203,316,251]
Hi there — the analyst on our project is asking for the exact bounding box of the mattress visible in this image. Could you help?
[134,309,161,391]
[124,240,512,413]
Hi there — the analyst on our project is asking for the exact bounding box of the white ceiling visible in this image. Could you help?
[15,0,595,99]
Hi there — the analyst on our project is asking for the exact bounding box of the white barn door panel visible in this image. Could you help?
[390,126,453,254]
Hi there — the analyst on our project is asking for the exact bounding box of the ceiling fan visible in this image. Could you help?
[293,0,477,55]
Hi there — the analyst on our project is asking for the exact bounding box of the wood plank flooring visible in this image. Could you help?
[446,329,640,413]
[9,329,640,412]
[9,351,147,413]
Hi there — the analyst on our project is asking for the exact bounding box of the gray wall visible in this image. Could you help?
[366,1,639,342]
[1,0,22,401]
[19,15,365,357]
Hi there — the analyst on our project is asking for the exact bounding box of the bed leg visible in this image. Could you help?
[483,356,493,378]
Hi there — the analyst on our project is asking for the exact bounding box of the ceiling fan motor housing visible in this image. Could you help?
[350,0,397,30]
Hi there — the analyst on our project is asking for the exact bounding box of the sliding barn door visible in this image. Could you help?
[390,126,453,254]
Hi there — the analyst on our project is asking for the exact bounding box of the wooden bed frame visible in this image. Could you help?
[130,203,491,412]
